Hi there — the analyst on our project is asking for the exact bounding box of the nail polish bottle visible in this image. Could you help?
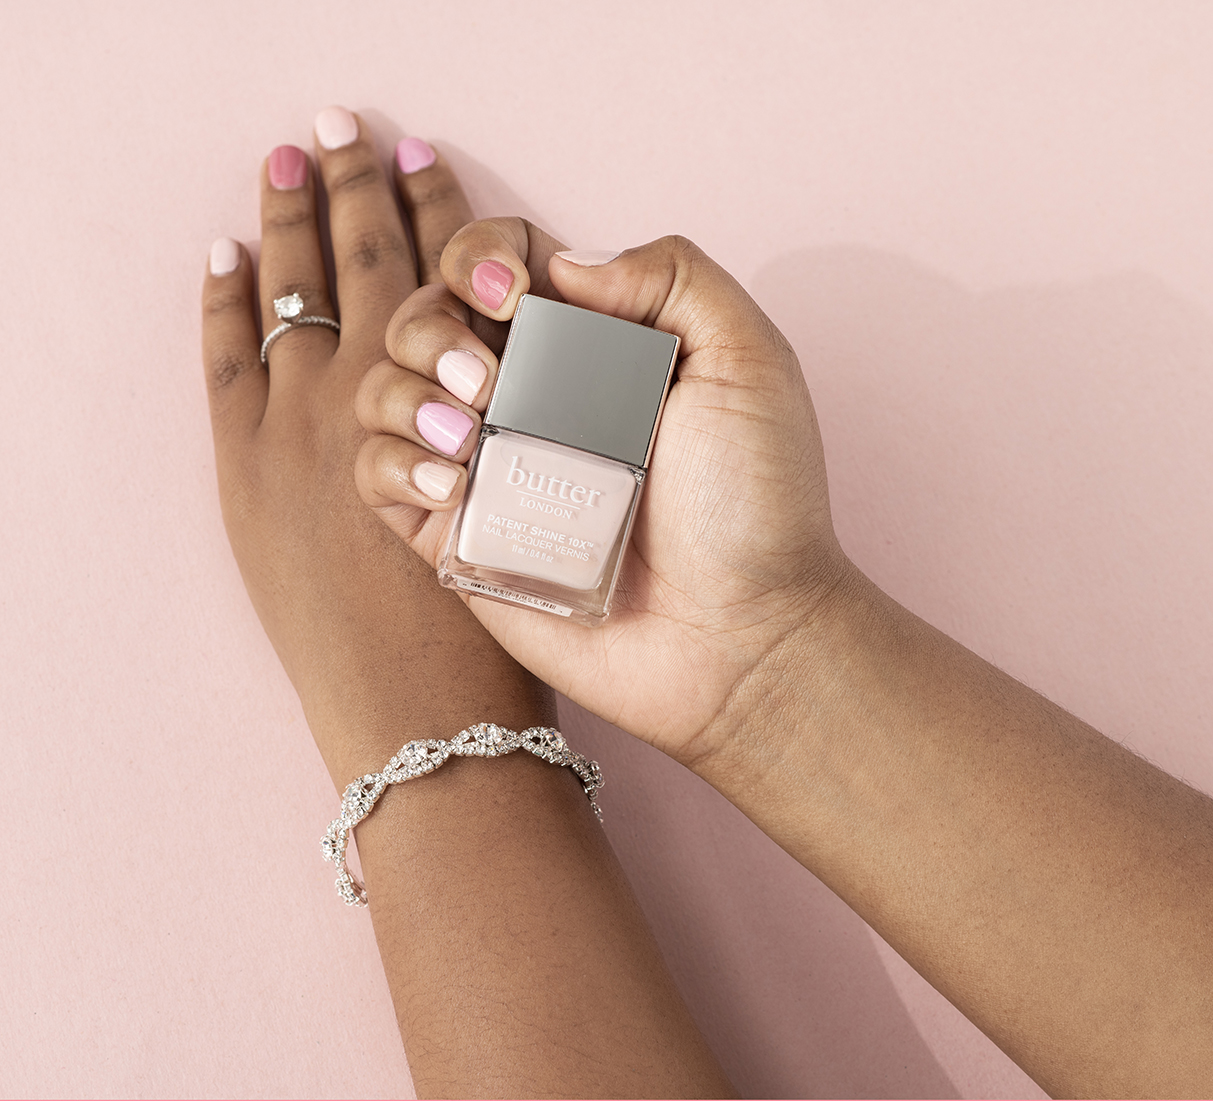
[437,295,679,625]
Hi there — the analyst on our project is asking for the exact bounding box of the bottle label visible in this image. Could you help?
[456,431,638,591]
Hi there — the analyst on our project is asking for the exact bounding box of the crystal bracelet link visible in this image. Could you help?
[321,723,604,907]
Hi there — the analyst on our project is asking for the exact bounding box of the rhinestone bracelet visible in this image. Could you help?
[321,723,604,907]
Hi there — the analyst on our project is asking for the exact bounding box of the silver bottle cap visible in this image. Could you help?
[485,295,680,469]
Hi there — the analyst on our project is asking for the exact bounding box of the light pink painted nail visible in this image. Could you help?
[413,461,459,502]
[268,145,308,189]
[209,237,240,276]
[315,106,359,150]
[471,261,514,311]
[396,137,437,174]
[436,350,487,405]
[417,402,474,456]
[554,249,621,267]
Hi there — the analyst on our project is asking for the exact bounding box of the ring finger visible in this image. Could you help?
[392,135,475,287]
[258,143,338,382]
[356,361,481,464]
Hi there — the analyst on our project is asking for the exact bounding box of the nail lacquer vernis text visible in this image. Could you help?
[437,295,680,625]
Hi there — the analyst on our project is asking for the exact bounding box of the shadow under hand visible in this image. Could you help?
[562,704,961,1100]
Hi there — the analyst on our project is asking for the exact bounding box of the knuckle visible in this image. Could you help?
[386,284,439,350]
[262,202,314,232]
[665,234,701,262]
[405,175,464,211]
[495,215,531,236]
[326,161,382,198]
[204,286,249,318]
[394,310,438,364]
[208,347,255,392]
[345,228,409,273]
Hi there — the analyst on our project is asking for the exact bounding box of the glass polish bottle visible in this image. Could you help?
[437,294,680,625]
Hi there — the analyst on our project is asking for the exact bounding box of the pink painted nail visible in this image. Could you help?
[268,145,308,190]
[209,237,240,276]
[413,461,459,502]
[436,350,487,405]
[315,106,358,150]
[417,402,474,456]
[396,137,437,174]
[555,249,620,267]
[471,261,514,311]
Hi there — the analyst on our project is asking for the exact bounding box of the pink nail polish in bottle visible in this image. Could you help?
[437,295,679,625]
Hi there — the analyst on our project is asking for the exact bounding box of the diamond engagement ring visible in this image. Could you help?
[259,293,341,364]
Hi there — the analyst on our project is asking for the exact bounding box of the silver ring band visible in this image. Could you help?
[259,314,341,364]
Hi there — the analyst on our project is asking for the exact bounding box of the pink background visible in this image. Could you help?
[3,2,1211,1097]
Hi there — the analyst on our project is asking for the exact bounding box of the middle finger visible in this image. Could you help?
[313,106,416,353]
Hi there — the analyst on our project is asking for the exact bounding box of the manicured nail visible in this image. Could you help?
[471,261,514,311]
[436,350,487,405]
[209,237,240,276]
[417,402,474,456]
[555,249,621,267]
[396,137,437,174]
[413,461,459,502]
[268,145,308,190]
[315,106,359,150]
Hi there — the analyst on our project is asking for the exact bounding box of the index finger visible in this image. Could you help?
[438,217,568,322]
[393,138,474,287]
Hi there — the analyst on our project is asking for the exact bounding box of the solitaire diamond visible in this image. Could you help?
[274,293,305,321]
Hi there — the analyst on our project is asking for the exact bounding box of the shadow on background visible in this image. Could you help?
[753,245,1213,776]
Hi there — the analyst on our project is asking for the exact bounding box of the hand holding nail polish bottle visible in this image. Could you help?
[438,295,679,624]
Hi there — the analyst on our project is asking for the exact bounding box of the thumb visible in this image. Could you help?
[548,236,798,387]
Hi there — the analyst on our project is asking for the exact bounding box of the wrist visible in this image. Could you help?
[295,648,558,792]
[689,552,871,801]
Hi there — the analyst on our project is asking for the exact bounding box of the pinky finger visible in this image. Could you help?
[356,432,465,562]
[356,431,466,511]
[202,237,266,443]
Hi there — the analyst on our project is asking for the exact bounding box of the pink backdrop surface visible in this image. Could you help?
[3,2,1211,1097]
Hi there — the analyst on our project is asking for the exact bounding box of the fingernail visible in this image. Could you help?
[417,402,474,456]
[396,137,437,174]
[555,249,621,267]
[413,461,459,502]
[268,145,308,189]
[209,237,240,276]
[315,106,359,150]
[436,350,488,405]
[471,261,514,311]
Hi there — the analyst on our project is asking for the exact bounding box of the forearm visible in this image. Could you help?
[297,554,731,1098]
[708,565,1213,1098]
[358,752,732,1098]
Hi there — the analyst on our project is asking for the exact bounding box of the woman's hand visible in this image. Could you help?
[353,218,854,776]
[201,114,553,786]
[200,118,735,1097]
